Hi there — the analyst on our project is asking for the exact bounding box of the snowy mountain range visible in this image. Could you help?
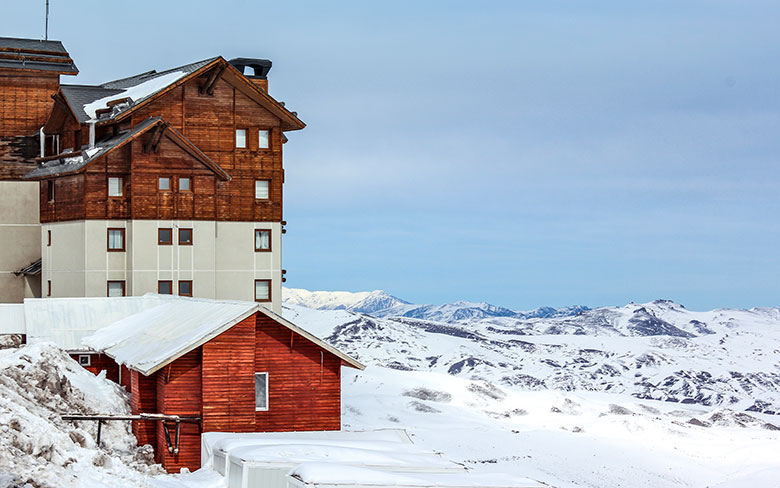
[283,289,780,414]
[283,288,589,322]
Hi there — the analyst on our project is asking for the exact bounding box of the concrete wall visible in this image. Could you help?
[0,181,41,303]
[42,220,282,313]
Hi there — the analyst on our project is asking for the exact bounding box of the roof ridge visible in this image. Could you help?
[100,56,220,88]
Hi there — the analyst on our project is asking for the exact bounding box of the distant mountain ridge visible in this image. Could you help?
[282,287,589,322]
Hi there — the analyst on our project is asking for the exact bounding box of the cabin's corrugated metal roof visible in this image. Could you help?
[24,296,169,351]
[80,295,364,375]
[0,37,78,74]
[24,117,162,179]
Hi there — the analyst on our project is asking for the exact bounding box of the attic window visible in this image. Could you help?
[236,129,247,148]
[78,355,91,367]
[255,372,269,411]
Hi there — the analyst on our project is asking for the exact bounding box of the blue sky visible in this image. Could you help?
[3,1,779,310]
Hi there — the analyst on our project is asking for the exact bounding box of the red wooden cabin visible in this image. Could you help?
[81,296,364,472]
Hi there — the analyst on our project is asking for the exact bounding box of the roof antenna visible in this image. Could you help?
[45,0,49,40]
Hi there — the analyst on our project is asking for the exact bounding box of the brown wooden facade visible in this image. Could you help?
[36,57,301,223]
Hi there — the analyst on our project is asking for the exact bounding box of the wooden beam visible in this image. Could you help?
[143,122,168,154]
[199,66,225,96]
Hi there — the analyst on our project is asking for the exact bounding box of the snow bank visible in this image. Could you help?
[0,342,163,486]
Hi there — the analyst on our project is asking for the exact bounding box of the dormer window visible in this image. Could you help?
[258,130,269,149]
[236,129,247,148]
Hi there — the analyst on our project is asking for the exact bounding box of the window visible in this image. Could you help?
[255,279,271,302]
[107,281,125,297]
[158,228,173,245]
[107,228,125,252]
[158,177,170,191]
[47,181,55,202]
[47,230,51,247]
[258,130,269,149]
[108,177,123,197]
[255,180,269,200]
[179,228,193,245]
[178,280,193,297]
[158,280,173,295]
[179,177,191,192]
[255,372,269,411]
[78,355,91,367]
[236,129,247,148]
[255,229,271,252]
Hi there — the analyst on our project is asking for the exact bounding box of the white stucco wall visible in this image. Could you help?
[42,220,282,313]
[0,181,41,303]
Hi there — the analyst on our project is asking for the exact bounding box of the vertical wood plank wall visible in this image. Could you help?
[69,353,120,383]
[130,370,157,447]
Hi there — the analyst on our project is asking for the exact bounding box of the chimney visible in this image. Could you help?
[228,58,272,93]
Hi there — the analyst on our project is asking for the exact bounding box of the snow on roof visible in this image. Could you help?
[289,464,545,488]
[202,430,412,467]
[229,442,462,471]
[24,296,168,351]
[83,70,187,121]
[82,295,363,375]
[82,296,257,375]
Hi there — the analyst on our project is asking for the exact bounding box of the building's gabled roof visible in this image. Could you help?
[56,56,305,131]
[82,295,365,375]
[0,37,78,75]
[24,117,231,181]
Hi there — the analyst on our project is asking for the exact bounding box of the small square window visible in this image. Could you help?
[255,180,269,200]
[107,228,125,252]
[255,372,268,411]
[158,177,171,191]
[236,129,247,148]
[158,280,173,295]
[179,228,193,245]
[258,130,269,149]
[179,177,191,192]
[78,355,91,367]
[108,177,123,197]
[158,228,173,245]
[255,279,271,302]
[179,280,193,297]
[107,281,125,297]
[255,229,271,252]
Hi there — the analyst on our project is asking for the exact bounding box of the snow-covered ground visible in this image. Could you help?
[2,288,779,487]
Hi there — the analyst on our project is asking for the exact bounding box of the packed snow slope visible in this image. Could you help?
[283,290,780,414]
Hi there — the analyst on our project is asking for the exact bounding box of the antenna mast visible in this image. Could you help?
[45,0,49,40]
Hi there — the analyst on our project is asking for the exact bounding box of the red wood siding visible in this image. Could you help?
[254,314,342,432]
[155,349,203,472]
[70,353,119,383]
[202,315,257,432]
[130,369,157,447]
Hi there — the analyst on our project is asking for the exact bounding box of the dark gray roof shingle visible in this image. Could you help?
[24,117,163,179]
[60,85,124,123]
[100,57,218,89]
[0,36,78,74]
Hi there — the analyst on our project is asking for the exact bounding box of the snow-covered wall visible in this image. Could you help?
[0,304,25,334]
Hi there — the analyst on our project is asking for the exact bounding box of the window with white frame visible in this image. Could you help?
[258,129,269,149]
[255,180,269,200]
[107,281,125,297]
[236,129,247,148]
[78,355,91,367]
[108,177,123,197]
[255,372,268,411]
